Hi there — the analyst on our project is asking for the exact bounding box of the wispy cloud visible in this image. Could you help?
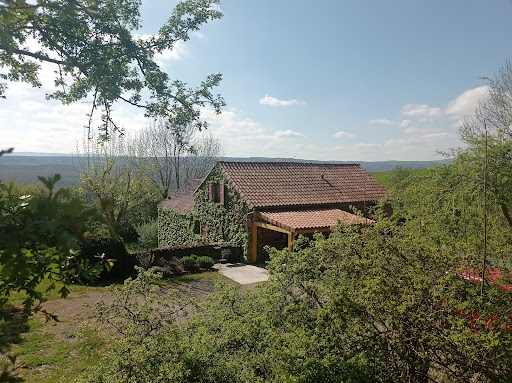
[275,130,305,139]
[369,119,396,125]
[401,104,442,118]
[334,131,355,138]
[259,94,305,106]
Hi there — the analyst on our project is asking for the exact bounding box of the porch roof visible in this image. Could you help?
[256,208,374,234]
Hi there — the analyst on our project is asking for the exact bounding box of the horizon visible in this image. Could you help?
[4,151,453,164]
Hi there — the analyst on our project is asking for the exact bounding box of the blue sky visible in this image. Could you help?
[3,0,512,161]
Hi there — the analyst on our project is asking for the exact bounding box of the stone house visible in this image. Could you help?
[158,161,388,262]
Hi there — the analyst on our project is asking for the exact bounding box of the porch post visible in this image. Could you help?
[288,232,293,252]
[252,222,258,263]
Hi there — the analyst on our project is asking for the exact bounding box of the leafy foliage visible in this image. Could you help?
[196,255,214,269]
[0,0,225,135]
[157,207,199,248]
[89,212,512,382]
[136,219,159,249]
[179,255,198,271]
[79,134,161,239]
[80,236,137,281]
[88,269,379,383]
[0,174,108,309]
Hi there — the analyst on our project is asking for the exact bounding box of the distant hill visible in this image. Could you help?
[0,155,81,186]
[222,157,453,173]
[0,154,453,186]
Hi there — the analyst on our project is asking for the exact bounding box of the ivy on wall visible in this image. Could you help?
[157,206,199,248]
[193,167,251,259]
[158,166,252,260]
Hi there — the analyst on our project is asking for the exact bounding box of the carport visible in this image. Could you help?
[251,208,373,263]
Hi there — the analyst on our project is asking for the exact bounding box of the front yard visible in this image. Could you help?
[0,272,228,382]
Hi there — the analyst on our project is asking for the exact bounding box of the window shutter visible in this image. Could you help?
[208,181,213,202]
[220,182,225,205]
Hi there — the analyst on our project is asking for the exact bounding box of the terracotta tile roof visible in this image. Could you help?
[160,179,203,214]
[258,208,374,233]
[217,161,388,208]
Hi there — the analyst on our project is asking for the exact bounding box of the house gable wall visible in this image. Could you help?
[193,166,251,258]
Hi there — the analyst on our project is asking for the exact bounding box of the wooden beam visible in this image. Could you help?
[252,222,258,263]
[288,233,293,252]
[255,221,293,235]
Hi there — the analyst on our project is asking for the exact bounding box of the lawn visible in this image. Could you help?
[0,271,228,382]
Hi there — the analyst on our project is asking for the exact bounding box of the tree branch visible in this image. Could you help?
[0,46,66,66]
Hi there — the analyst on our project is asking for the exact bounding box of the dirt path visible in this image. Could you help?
[37,278,219,334]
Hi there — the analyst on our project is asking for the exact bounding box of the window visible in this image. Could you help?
[208,181,225,205]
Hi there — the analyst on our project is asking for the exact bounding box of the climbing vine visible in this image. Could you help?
[158,167,252,259]
[193,167,251,259]
[157,207,199,248]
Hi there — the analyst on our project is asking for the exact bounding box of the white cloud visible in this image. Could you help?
[401,104,442,117]
[329,132,456,161]
[274,130,305,139]
[201,108,265,136]
[334,131,355,138]
[19,101,47,112]
[399,119,412,128]
[192,31,205,39]
[446,86,489,116]
[369,119,396,125]
[259,94,305,106]
[156,41,189,64]
[210,3,222,12]
[399,119,421,133]
[332,87,490,161]
[2,97,149,154]
[200,108,311,157]
[134,34,189,64]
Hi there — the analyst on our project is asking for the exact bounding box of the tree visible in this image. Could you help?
[78,133,160,238]
[137,120,223,198]
[181,132,223,186]
[453,60,512,232]
[0,0,225,136]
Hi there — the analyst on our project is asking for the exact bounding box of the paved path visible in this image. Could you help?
[215,263,269,285]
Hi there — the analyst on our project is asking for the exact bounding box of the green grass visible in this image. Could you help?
[1,271,227,382]
[8,319,110,383]
[5,277,109,304]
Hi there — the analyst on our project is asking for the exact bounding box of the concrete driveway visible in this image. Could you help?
[215,263,268,285]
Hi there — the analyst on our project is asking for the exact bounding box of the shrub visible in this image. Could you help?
[81,237,137,281]
[168,261,179,272]
[136,220,159,249]
[180,256,198,271]
[135,251,154,270]
[197,256,215,269]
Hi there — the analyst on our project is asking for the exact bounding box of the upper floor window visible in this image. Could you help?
[208,181,225,205]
